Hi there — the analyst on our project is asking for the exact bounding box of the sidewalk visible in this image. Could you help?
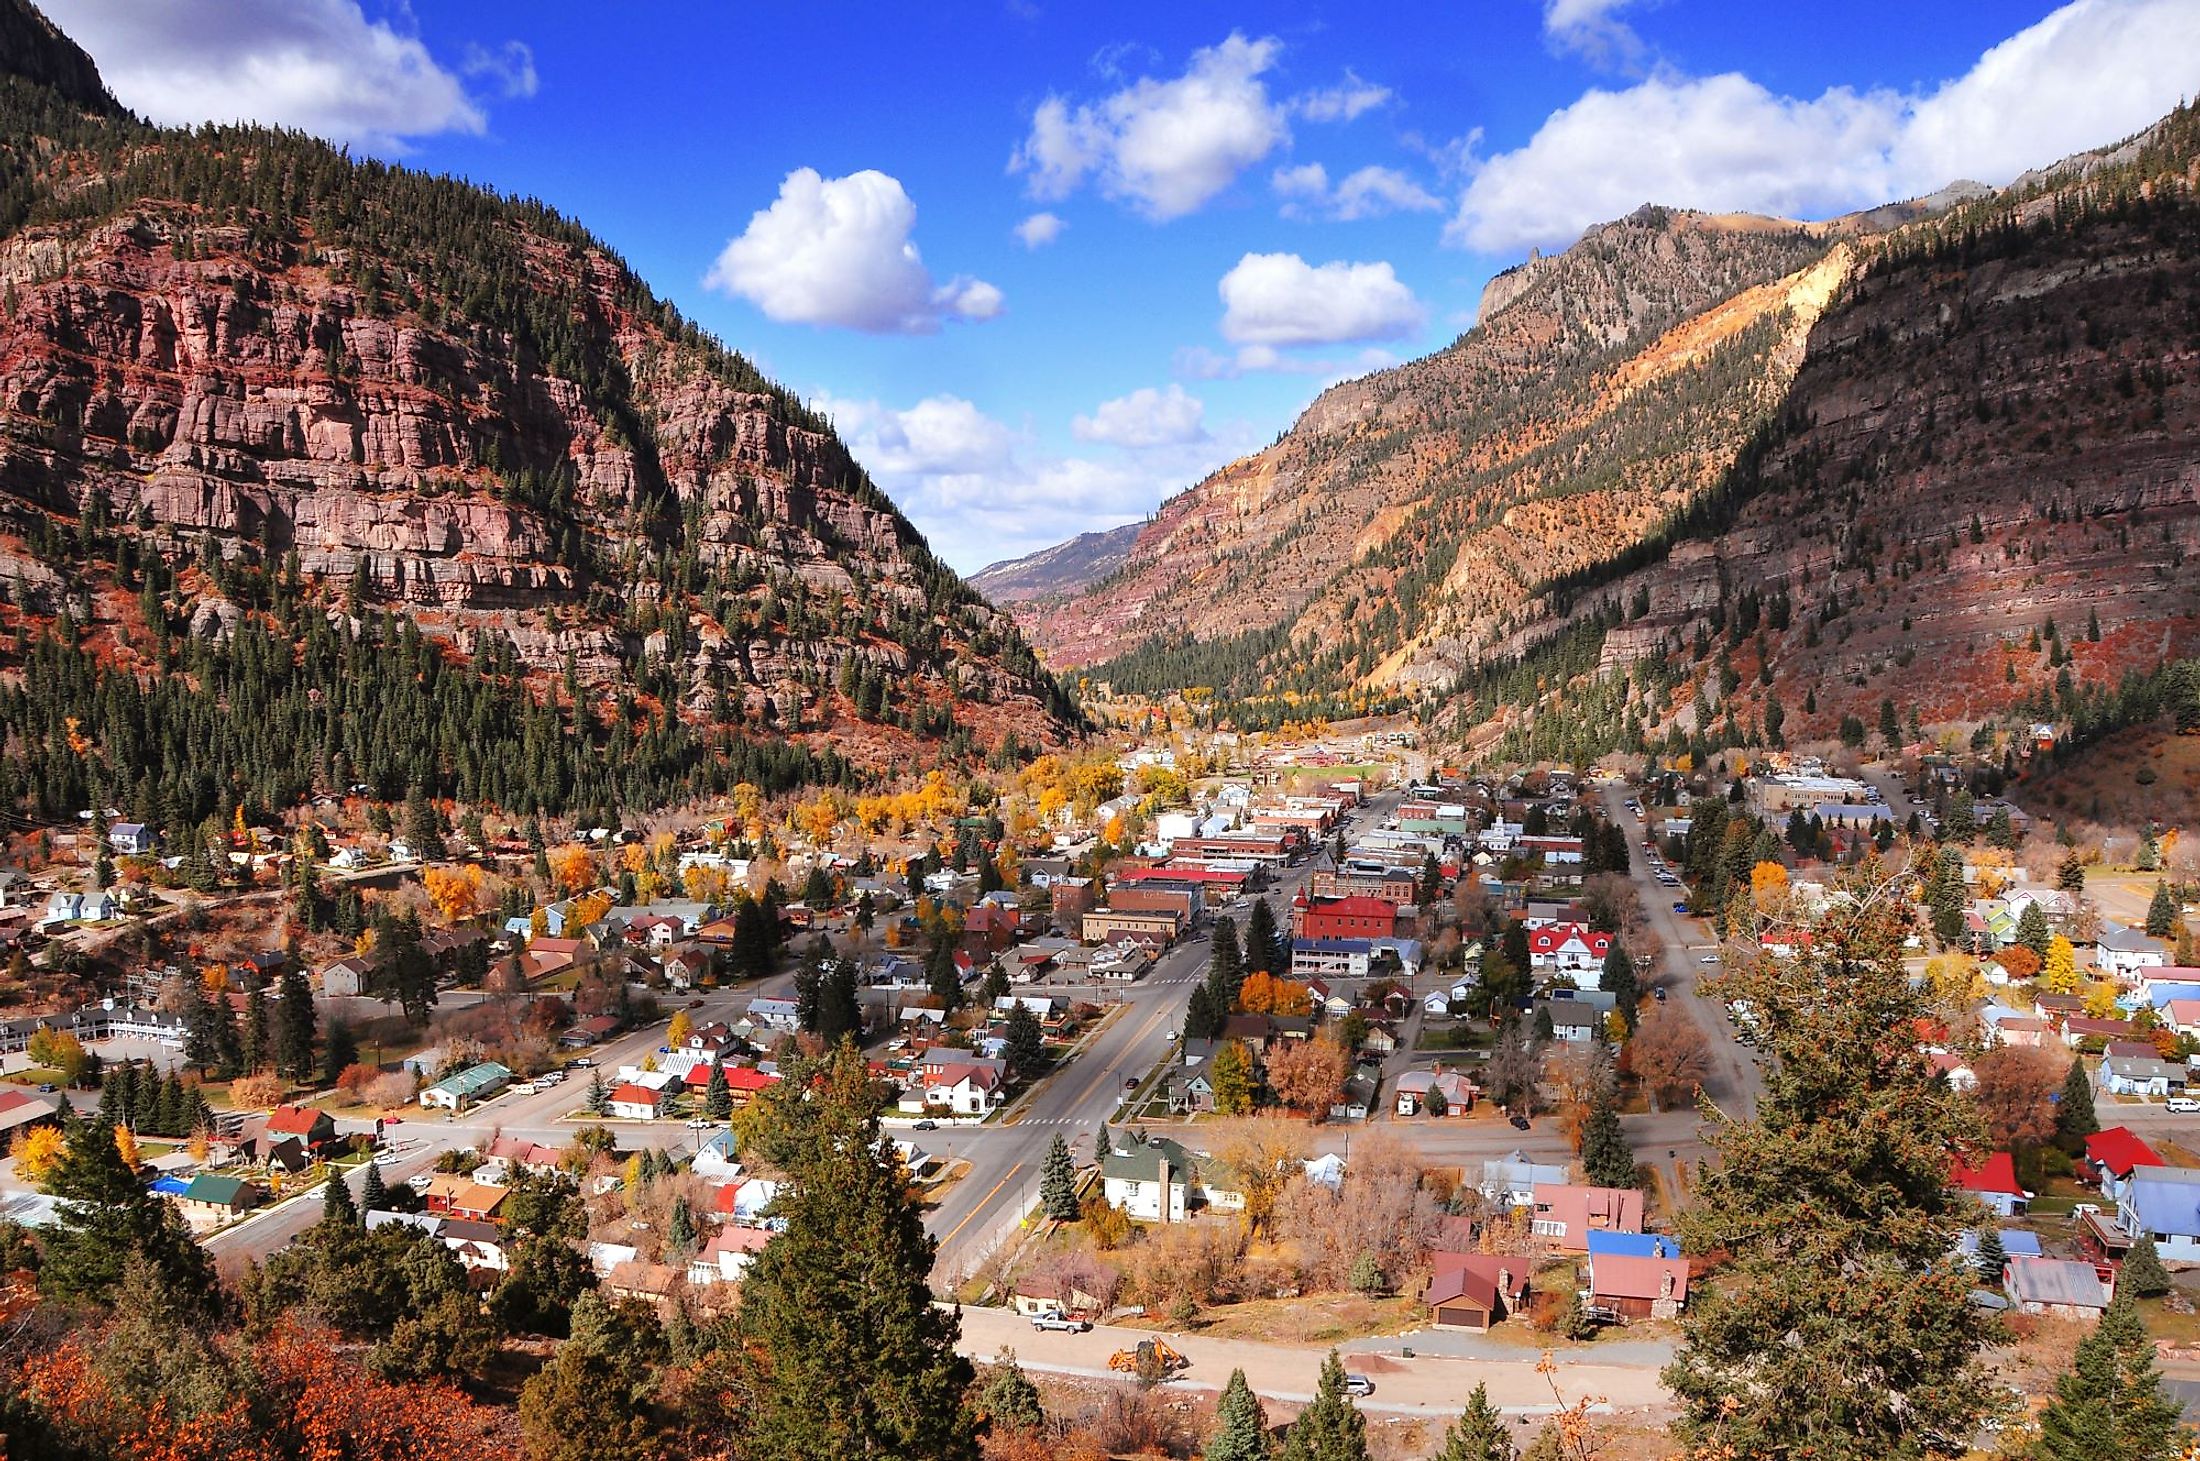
[955,1306,1673,1417]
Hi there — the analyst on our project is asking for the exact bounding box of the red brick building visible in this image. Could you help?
[1291,893,1400,940]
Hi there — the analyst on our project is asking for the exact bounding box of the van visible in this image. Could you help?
[2167,1096,2200,1114]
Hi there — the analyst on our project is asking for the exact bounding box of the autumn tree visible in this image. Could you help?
[722,1041,978,1460]
[1211,1039,1256,1116]
[1666,864,1996,1460]
[1970,1044,2066,1152]
[423,865,483,922]
[1266,1038,1348,1119]
[1208,1115,1312,1239]
[10,1124,64,1186]
[1626,1000,1710,1112]
[1237,971,1313,1017]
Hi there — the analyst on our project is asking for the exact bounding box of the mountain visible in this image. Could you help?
[0,1,1075,828]
[968,522,1143,605]
[1020,108,2200,757]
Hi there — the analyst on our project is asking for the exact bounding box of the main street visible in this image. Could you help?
[924,789,1403,1281]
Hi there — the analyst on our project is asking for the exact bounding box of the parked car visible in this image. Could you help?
[913,1119,939,1131]
[1343,1374,1375,1397]
[1699,954,1722,965]
[2168,1096,2200,1114]
[1509,1114,1531,1131]
[1672,902,1689,914]
[1031,1313,1089,1332]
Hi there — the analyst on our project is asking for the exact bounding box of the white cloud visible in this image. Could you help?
[705,169,1002,334]
[1014,211,1067,248]
[1218,252,1426,348]
[461,39,538,99]
[1273,162,1441,220]
[815,391,1246,570]
[1543,0,1649,71]
[1011,32,1289,220]
[1073,385,1208,448]
[1455,0,2200,255]
[1293,71,1393,123]
[40,0,503,151]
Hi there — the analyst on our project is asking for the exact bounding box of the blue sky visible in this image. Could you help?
[39,0,2200,571]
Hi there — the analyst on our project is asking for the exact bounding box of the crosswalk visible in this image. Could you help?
[1016,1115,1092,1126]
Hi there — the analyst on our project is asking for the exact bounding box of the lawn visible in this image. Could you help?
[1131,1291,1424,1346]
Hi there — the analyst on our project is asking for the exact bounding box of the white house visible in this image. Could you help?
[920,1062,1003,1116]
[2097,923,2170,980]
[2100,1055,2182,1098]
[746,997,801,1031]
[1527,923,1613,989]
[1479,1149,1568,1209]
[606,1082,664,1121]
[2118,1168,2200,1264]
[1099,1133,1241,1222]
[687,1225,772,1286]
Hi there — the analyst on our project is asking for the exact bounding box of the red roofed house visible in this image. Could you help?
[1422,1252,1530,1330]
[1529,1183,1644,1251]
[689,1064,780,1108]
[261,1104,335,1150]
[2084,1126,2164,1200]
[1527,923,1615,990]
[1291,894,1402,941]
[608,1083,665,1121]
[1951,1151,2031,1216]
[2163,999,2200,1040]
[1588,1252,1691,1320]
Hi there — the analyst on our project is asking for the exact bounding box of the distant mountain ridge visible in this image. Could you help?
[968,522,1143,606]
[1009,105,2200,754]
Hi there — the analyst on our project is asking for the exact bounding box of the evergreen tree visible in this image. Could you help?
[2122,1234,2172,1299]
[1205,1367,1272,1461]
[1580,1089,1636,1189]
[1040,1132,1079,1223]
[1208,915,1244,1009]
[1244,899,1283,978]
[2017,901,2053,958]
[322,1019,359,1085]
[2033,1292,2185,1461]
[178,974,220,1072]
[402,784,447,861]
[1004,1002,1044,1076]
[1184,981,1222,1042]
[1597,943,1638,1029]
[976,1349,1046,1435]
[725,1043,977,1460]
[1974,1227,2007,1286]
[1666,867,1997,1459]
[2147,881,2178,938]
[360,1157,389,1213]
[705,1063,733,1121]
[2056,850,2086,895]
[241,981,269,1072]
[665,1195,696,1256]
[1435,1383,1515,1461]
[323,1167,359,1227]
[1279,1350,1368,1461]
[2056,1058,2100,1149]
[585,1069,609,1115]
[925,937,964,1014]
[41,1118,214,1309]
[275,966,317,1081]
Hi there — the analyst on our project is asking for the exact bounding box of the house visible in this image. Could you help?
[1526,923,1613,989]
[2097,923,2170,979]
[2062,1016,2137,1048]
[1539,990,1617,1042]
[1291,893,1401,941]
[2004,1256,2114,1318]
[172,1174,257,1232]
[484,1135,563,1172]
[1984,1011,2050,1047]
[1394,1068,1478,1116]
[1422,1252,1530,1331]
[692,1129,741,1181]
[423,1175,509,1222]
[603,1259,681,1308]
[1951,1151,2031,1216]
[688,1225,773,1286]
[1586,1234,1690,1319]
[417,1061,513,1111]
[40,890,119,926]
[318,955,376,998]
[260,1104,336,1150]
[1099,1131,1240,1222]
[607,1083,667,1121]
[2116,1167,2200,1263]
[2084,1126,2164,1201]
[108,822,156,855]
[1529,1183,1645,1251]
[920,1063,1004,1116]
[0,1088,64,1141]
[1011,1268,1114,1318]
[440,1219,509,1273]
[2100,1055,2183,1098]
[1166,1058,1217,1115]
[746,997,801,1032]
[1480,1150,1568,1209]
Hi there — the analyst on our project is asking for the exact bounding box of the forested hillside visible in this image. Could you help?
[0,0,1076,827]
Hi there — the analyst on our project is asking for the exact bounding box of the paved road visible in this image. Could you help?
[1599,786,1761,1120]
[926,792,1402,1282]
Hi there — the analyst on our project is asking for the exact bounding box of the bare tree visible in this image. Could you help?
[1207,1115,1311,1238]
[1628,1001,1711,1112]
[1486,1019,1545,1115]
[1277,1128,1443,1291]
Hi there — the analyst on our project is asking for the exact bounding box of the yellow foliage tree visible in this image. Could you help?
[113,1124,140,1169]
[2041,935,2081,994]
[10,1126,63,1187]
[667,1011,693,1048]
[797,793,840,847]
[423,864,484,922]
[354,927,378,958]
[1237,970,1313,1017]
[2082,980,2122,1020]
[549,844,596,896]
[731,782,765,840]
[1925,955,1985,1008]
[1750,861,1790,908]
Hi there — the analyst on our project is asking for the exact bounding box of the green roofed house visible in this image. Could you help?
[1098,1130,1245,1223]
[173,1173,258,1232]
[418,1061,514,1112]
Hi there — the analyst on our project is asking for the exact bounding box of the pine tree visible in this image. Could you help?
[1435,1383,1516,1461]
[705,1063,733,1121]
[1974,1227,2007,1286]
[666,1195,696,1256]
[1208,916,1244,1010]
[1205,1367,1272,1461]
[322,1020,359,1085]
[178,974,220,1072]
[1040,1132,1079,1223]
[976,1348,1045,1435]
[41,1119,214,1309]
[2056,1058,2100,1148]
[586,1069,609,1115]
[322,1166,359,1227]
[725,1042,977,1460]
[2056,850,2086,895]
[2122,1234,2171,1299]
[2033,1292,2185,1461]
[1279,1350,1368,1461]
[360,1157,388,1213]
[1597,943,1638,1028]
[1580,1089,1636,1189]
[242,982,269,1072]
[2017,901,2053,957]
[1004,1003,1044,1076]
[1244,899,1285,979]
[2147,881,2178,938]
[1666,868,1997,1458]
[276,966,317,1081]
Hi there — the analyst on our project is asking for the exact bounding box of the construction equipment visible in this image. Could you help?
[1107,1339,1187,1376]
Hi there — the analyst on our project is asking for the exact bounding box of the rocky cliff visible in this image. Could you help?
[1022,106,2200,756]
[968,522,1143,605]
[0,0,1075,814]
